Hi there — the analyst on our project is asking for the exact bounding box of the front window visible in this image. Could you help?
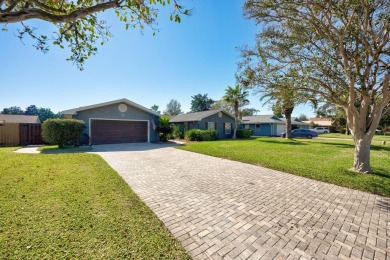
[207,122,215,130]
[245,124,249,129]
[255,124,261,131]
[224,123,232,134]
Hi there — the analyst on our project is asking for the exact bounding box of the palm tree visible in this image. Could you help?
[223,85,250,139]
[260,88,296,138]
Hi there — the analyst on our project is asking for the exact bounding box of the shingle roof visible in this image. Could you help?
[0,114,40,124]
[279,117,309,126]
[170,109,235,122]
[241,115,283,124]
[62,98,160,117]
[304,117,333,126]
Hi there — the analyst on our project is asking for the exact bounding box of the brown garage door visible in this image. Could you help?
[91,120,148,145]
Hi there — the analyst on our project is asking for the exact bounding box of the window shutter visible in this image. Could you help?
[214,122,217,130]
[205,122,208,129]
[223,123,225,134]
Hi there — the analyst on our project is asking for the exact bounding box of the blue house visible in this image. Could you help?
[62,98,160,145]
[170,109,236,139]
[240,115,309,136]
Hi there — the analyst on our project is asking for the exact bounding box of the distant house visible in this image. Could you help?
[240,115,309,136]
[170,110,236,139]
[303,117,333,127]
[0,114,40,124]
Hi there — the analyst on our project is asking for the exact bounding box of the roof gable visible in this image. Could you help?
[0,114,40,124]
[62,98,160,117]
[170,109,235,122]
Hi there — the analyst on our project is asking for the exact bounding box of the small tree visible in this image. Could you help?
[223,85,249,139]
[156,116,173,142]
[163,99,183,116]
[42,119,85,148]
[151,105,161,114]
[190,94,215,112]
[1,106,24,115]
[298,114,308,122]
[241,108,260,117]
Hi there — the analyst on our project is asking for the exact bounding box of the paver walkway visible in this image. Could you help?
[93,143,390,260]
[13,145,41,154]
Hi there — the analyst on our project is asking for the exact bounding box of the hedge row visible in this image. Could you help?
[185,129,218,141]
[42,119,85,148]
[237,129,253,138]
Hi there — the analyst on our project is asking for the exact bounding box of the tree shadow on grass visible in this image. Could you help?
[256,139,308,146]
[312,141,390,152]
[371,167,390,179]
[40,146,93,154]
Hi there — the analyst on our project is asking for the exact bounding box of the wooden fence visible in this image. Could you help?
[20,124,42,145]
[0,123,42,147]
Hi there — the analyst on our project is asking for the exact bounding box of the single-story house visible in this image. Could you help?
[169,109,236,139]
[0,114,41,124]
[240,115,309,136]
[62,99,160,145]
[302,117,333,127]
[303,117,336,132]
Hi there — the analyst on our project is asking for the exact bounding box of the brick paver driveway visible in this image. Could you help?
[93,143,389,260]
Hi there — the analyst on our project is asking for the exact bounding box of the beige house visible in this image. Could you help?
[303,117,333,127]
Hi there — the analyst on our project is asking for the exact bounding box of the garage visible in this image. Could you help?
[90,119,148,145]
[62,99,160,145]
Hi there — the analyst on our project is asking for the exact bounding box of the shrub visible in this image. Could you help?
[42,119,85,148]
[156,117,173,142]
[237,129,253,138]
[185,129,218,141]
[172,125,183,139]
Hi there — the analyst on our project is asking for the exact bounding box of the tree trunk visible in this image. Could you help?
[353,137,372,173]
[283,107,294,139]
[233,103,239,139]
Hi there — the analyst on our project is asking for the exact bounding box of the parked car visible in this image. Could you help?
[281,129,319,139]
[313,127,330,134]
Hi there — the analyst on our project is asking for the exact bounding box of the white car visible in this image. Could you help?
[313,127,329,134]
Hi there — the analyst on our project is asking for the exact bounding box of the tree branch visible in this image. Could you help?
[0,0,120,23]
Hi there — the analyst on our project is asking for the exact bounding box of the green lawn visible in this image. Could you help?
[178,138,390,196]
[0,147,189,259]
[319,133,390,141]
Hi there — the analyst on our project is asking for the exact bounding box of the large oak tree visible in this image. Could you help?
[1,0,189,68]
[242,0,390,173]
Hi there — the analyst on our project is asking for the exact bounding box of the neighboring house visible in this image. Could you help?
[0,115,41,146]
[169,109,236,139]
[303,117,333,127]
[0,114,40,124]
[62,99,160,145]
[303,117,336,132]
[240,115,309,136]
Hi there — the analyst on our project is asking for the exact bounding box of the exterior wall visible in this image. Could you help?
[241,122,310,136]
[172,113,236,139]
[72,103,160,142]
[276,124,285,136]
[245,124,273,136]
[199,113,235,139]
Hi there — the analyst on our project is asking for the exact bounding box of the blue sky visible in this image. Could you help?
[1,0,314,117]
